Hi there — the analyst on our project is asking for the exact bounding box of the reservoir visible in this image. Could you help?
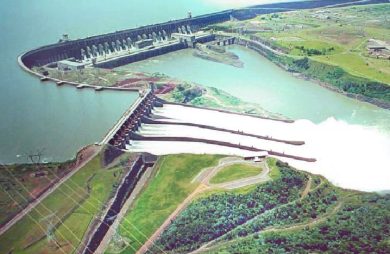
[0,0,229,163]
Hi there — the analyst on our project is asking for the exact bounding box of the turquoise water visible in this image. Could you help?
[1,0,388,163]
[126,46,390,132]
[0,0,229,163]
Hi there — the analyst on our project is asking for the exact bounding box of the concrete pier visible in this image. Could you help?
[101,90,160,149]
[103,96,316,164]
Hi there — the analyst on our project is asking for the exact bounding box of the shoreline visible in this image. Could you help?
[12,44,389,166]
[292,71,390,110]
[233,38,390,110]
[18,54,143,92]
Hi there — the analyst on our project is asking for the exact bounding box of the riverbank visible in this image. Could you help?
[234,36,390,110]
[209,2,390,110]
[158,82,285,119]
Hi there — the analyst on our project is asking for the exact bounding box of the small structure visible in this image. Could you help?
[30,170,48,178]
[244,151,268,162]
[58,60,85,71]
[171,33,196,47]
[58,34,70,43]
[135,39,154,49]
[367,39,390,59]
[62,34,69,41]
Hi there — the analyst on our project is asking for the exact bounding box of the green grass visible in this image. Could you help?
[314,53,390,84]
[0,151,128,254]
[210,163,262,184]
[0,162,74,225]
[108,154,223,254]
[274,36,344,56]
[267,158,281,180]
[237,4,390,86]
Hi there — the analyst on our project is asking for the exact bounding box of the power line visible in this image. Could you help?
[49,159,168,254]
[1,164,93,254]
[1,186,73,254]
[2,157,167,254]
[46,177,139,254]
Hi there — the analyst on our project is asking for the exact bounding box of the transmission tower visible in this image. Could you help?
[40,212,62,250]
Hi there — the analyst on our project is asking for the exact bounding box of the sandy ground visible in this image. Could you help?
[127,104,390,192]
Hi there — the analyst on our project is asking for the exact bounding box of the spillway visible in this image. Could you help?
[126,104,390,192]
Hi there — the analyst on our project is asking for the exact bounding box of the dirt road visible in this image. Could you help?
[137,157,270,254]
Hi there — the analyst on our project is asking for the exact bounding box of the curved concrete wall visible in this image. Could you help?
[20,10,233,68]
[19,0,385,70]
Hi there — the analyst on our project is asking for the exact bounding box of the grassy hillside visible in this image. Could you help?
[212,3,390,106]
[0,161,73,226]
[106,154,223,254]
[0,150,134,254]
[148,160,390,254]
[252,4,390,84]
[209,163,262,184]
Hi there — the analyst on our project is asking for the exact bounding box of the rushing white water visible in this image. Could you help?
[127,104,390,192]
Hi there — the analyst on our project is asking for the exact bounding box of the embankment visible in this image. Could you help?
[83,155,152,254]
[236,37,390,109]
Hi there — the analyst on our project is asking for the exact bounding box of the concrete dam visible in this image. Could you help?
[102,92,316,163]
[15,0,387,181]
[18,0,384,74]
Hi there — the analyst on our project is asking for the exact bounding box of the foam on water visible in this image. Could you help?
[129,105,390,192]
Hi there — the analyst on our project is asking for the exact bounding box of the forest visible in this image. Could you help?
[150,161,308,253]
[148,161,390,254]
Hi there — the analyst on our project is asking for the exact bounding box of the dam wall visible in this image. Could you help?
[94,42,188,69]
[20,11,232,69]
[94,33,215,68]
[19,0,386,71]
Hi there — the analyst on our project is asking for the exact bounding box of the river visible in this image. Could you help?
[0,0,255,164]
[123,46,390,192]
[126,46,390,130]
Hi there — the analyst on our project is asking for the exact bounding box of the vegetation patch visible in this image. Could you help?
[148,159,390,254]
[107,154,223,254]
[205,194,390,254]
[217,3,390,105]
[150,160,308,253]
[210,163,262,184]
[290,56,390,103]
[161,83,281,118]
[0,152,135,254]
[0,160,74,226]
[267,157,281,180]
